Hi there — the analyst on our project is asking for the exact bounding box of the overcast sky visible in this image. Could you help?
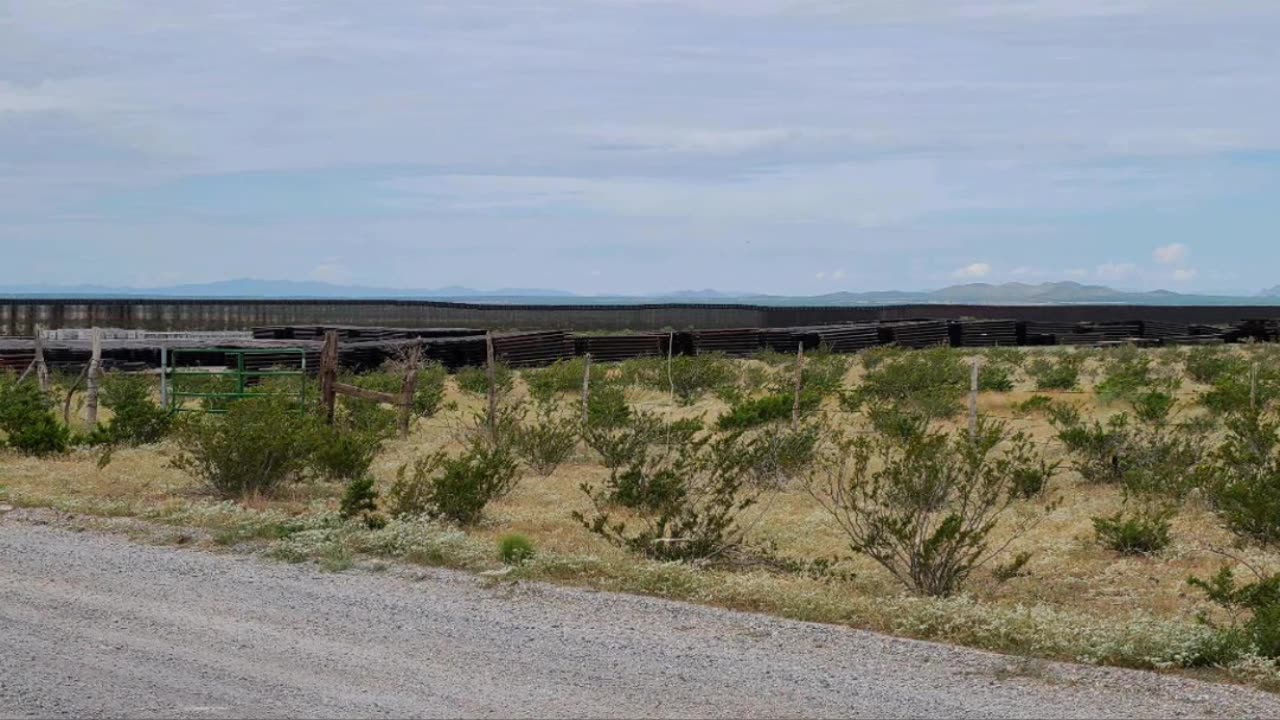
[3,1,1279,295]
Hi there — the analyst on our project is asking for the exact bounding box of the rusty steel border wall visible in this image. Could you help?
[6,297,1280,335]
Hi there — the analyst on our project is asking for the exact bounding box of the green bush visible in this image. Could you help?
[339,475,380,525]
[1012,395,1055,415]
[1093,508,1172,555]
[170,396,316,499]
[1185,347,1246,385]
[1026,355,1082,391]
[668,354,738,405]
[586,384,632,428]
[308,424,384,482]
[455,363,513,396]
[575,432,760,562]
[0,375,69,456]
[1096,354,1159,403]
[716,392,819,430]
[1201,408,1280,544]
[741,422,822,488]
[498,533,536,565]
[98,372,171,445]
[1199,366,1280,415]
[525,358,606,405]
[978,363,1016,392]
[387,442,520,525]
[769,348,849,399]
[808,420,1053,597]
[845,348,967,420]
[511,406,579,476]
[1190,566,1280,660]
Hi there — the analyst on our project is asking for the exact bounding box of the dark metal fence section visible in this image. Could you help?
[9,297,1280,335]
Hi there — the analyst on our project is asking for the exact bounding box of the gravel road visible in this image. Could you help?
[2,518,1278,719]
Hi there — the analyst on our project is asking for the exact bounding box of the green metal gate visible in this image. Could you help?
[164,348,308,413]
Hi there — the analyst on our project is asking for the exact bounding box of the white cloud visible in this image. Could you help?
[832,269,846,280]
[1154,243,1189,265]
[952,262,992,279]
[1172,268,1198,282]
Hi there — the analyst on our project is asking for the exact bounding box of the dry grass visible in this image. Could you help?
[4,346,1280,684]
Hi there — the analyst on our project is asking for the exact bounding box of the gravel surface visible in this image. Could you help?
[2,517,1278,719]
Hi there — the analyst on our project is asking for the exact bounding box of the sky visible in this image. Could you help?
[2,0,1279,296]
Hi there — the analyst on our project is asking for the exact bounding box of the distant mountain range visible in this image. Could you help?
[2,279,1279,306]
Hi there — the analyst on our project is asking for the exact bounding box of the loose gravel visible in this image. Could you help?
[2,517,1277,719]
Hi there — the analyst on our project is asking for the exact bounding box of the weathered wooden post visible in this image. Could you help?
[969,357,980,441]
[581,353,592,426]
[398,347,421,438]
[486,331,498,441]
[792,341,804,427]
[85,328,103,427]
[320,330,339,424]
[33,327,50,393]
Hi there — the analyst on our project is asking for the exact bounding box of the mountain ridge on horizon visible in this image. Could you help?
[1,278,1277,306]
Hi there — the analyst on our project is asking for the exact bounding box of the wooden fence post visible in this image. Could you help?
[667,332,675,404]
[1251,362,1260,411]
[33,327,50,394]
[581,353,592,426]
[792,341,804,427]
[85,328,103,427]
[398,348,420,438]
[320,331,339,424]
[969,357,980,441]
[486,331,498,441]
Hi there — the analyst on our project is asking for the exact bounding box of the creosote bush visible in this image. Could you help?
[170,396,317,499]
[498,533,537,565]
[575,431,761,562]
[716,391,819,430]
[388,440,521,525]
[346,361,448,419]
[95,372,171,445]
[808,419,1055,597]
[0,374,70,456]
[455,362,513,396]
[845,348,967,420]
[1026,355,1083,391]
[1200,408,1280,545]
[1190,565,1280,661]
[1093,508,1172,555]
[511,404,579,476]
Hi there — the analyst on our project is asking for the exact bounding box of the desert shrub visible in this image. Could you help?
[1096,353,1159,403]
[387,441,520,524]
[1190,566,1280,660]
[1026,355,1082,391]
[979,363,1015,392]
[586,384,632,428]
[808,419,1054,597]
[1093,508,1172,554]
[1012,394,1055,415]
[859,345,904,371]
[575,431,761,562]
[863,402,931,442]
[308,424,384,482]
[1200,365,1280,415]
[845,348,967,420]
[498,533,536,565]
[1200,408,1280,544]
[580,409,700,470]
[525,358,607,405]
[455,362,513,397]
[667,354,737,405]
[339,475,384,529]
[511,405,579,475]
[741,422,822,488]
[1049,404,1130,484]
[97,372,171,445]
[170,396,316,499]
[1185,347,1247,385]
[979,347,1026,368]
[1009,455,1059,500]
[765,347,849,399]
[0,375,70,456]
[716,391,819,430]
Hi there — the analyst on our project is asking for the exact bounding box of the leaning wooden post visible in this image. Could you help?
[792,341,805,427]
[320,330,339,424]
[667,332,676,404]
[581,353,592,426]
[486,331,498,442]
[969,357,980,441]
[33,327,50,393]
[398,348,420,438]
[1251,362,1260,411]
[159,346,169,409]
[85,328,103,427]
